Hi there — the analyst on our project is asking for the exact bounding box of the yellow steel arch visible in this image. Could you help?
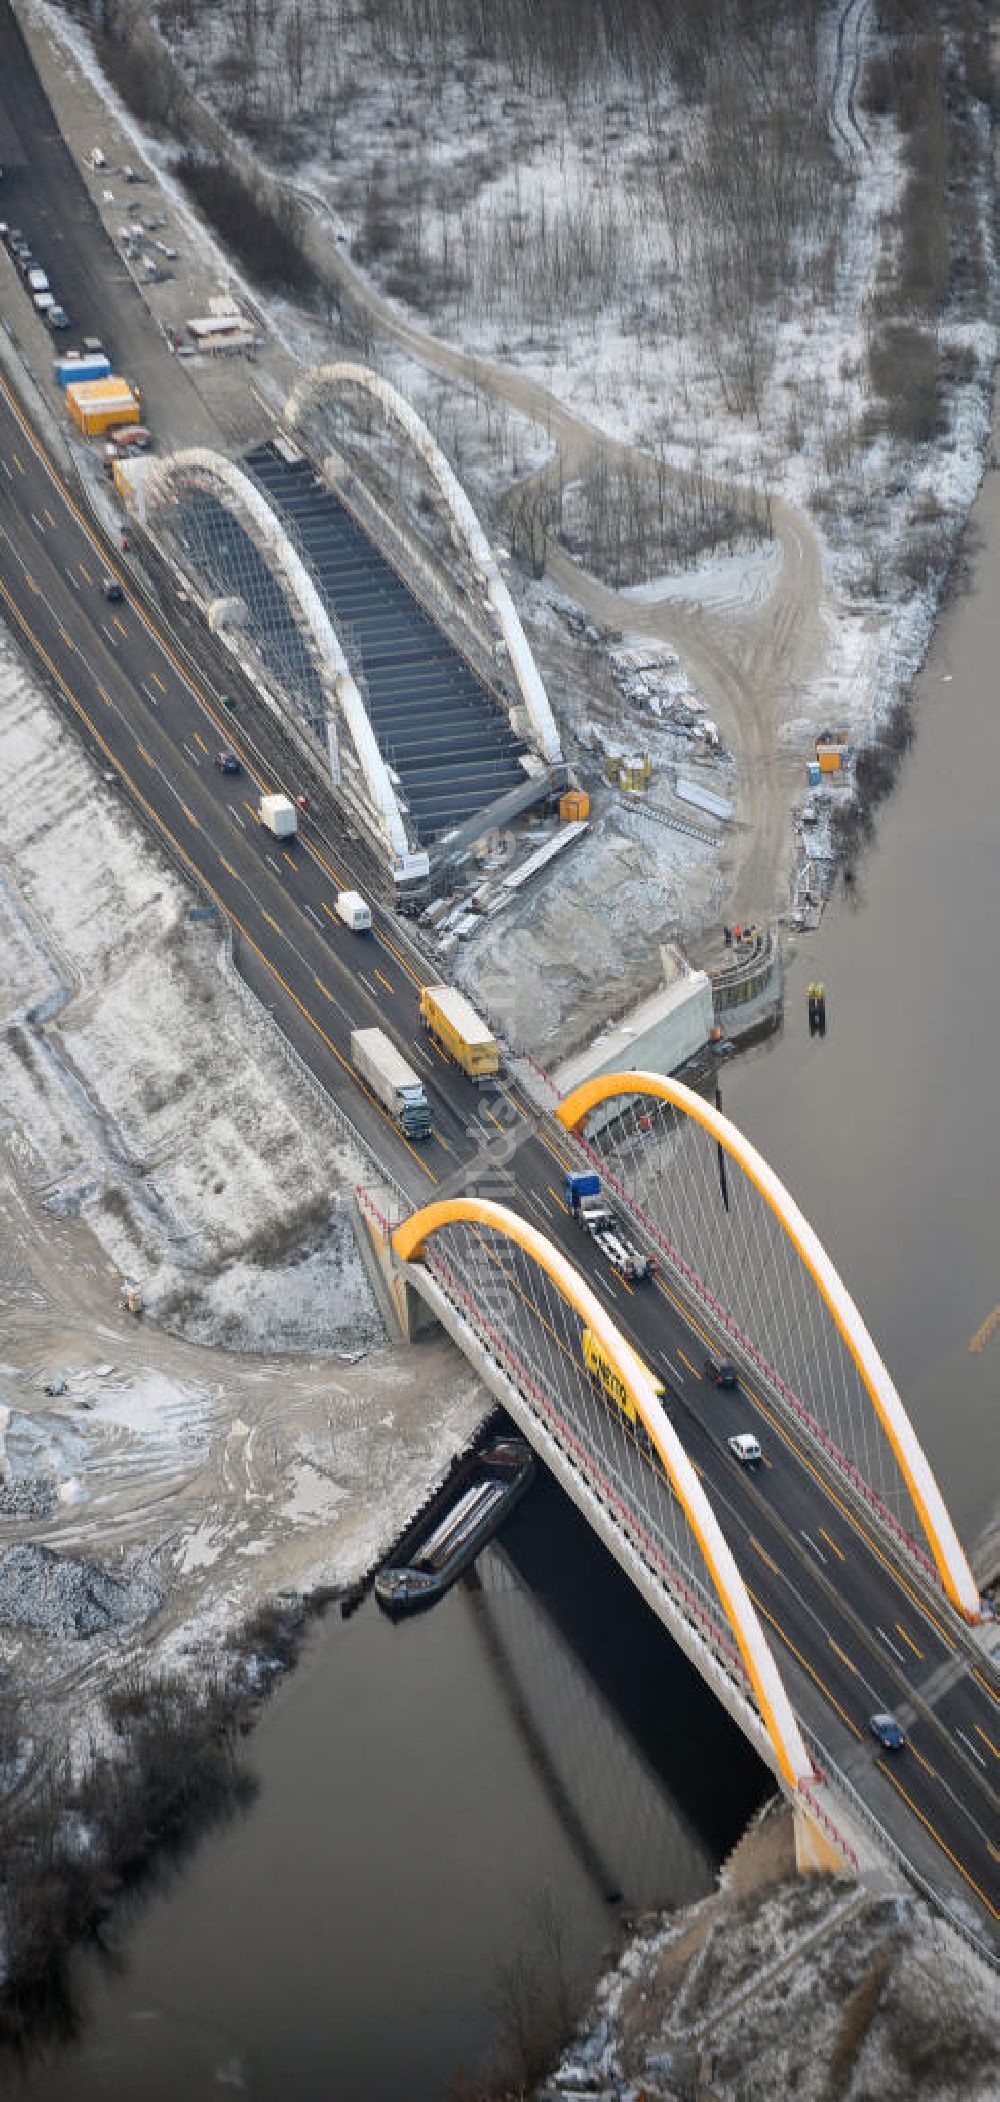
[557,1073,979,1621]
[393,1196,814,1788]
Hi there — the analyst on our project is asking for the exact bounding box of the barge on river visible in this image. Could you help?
[375,1436,535,1616]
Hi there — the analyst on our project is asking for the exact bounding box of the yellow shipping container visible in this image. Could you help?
[66,377,140,437]
[816,747,843,773]
[559,789,590,822]
[419,983,499,1080]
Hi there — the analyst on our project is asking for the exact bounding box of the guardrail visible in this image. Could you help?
[415,1239,760,1703]
[807,1731,999,1972]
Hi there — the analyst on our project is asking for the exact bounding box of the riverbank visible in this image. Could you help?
[540,1801,1000,2101]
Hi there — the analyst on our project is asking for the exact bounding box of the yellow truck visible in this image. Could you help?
[419,983,499,1080]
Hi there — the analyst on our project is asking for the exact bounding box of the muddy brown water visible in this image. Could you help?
[12,446,1000,2100]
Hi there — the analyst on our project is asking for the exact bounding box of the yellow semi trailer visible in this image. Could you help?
[419,983,499,1080]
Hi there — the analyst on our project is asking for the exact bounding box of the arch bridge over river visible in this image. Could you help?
[362,1069,1000,1965]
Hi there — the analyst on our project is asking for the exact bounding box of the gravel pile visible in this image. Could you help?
[0,1474,59,1519]
[0,1543,159,1639]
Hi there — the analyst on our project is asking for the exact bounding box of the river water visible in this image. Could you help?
[12,445,1000,2100]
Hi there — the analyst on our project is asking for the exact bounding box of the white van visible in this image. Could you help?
[27,267,49,294]
[33,290,55,316]
[728,1433,763,1467]
[334,890,372,934]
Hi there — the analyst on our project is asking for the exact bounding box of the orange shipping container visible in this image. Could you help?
[816,747,843,773]
[559,789,590,822]
[65,376,140,437]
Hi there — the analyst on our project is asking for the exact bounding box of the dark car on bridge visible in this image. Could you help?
[101,576,123,603]
[704,1355,738,1389]
[215,751,241,776]
[869,1712,905,1751]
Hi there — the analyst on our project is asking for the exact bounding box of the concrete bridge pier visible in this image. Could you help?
[351,1192,441,1343]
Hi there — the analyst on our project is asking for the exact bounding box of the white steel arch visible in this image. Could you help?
[394,1195,814,1790]
[558,1072,981,1622]
[285,362,563,766]
[148,447,411,862]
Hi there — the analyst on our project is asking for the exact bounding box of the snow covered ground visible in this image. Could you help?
[545,1826,1000,2101]
[0,623,487,1732]
[14,0,997,1041]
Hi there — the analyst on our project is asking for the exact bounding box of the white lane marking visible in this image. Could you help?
[30,511,44,531]
[876,1626,907,1665]
[67,569,80,591]
[664,1359,684,1384]
[302,902,322,927]
[801,1531,828,1564]
[955,1727,988,1769]
[265,853,281,873]
[182,743,201,766]
[142,682,160,705]
[232,810,246,828]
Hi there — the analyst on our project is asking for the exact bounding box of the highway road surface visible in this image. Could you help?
[0,332,997,1953]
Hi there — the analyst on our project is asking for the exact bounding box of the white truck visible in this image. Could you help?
[335,889,372,933]
[563,1172,652,1282]
[259,792,297,840]
[350,1028,432,1140]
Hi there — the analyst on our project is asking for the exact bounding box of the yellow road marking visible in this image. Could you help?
[112,615,127,636]
[180,804,197,827]
[377,930,424,988]
[43,506,57,527]
[969,1302,1000,1355]
[374,967,394,994]
[135,743,153,766]
[193,729,209,754]
[895,1622,924,1661]
[11,452,23,473]
[678,1348,700,1379]
[261,909,281,936]
[971,1669,1000,1709]
[973,1723,999,1760]
[282,850,296,870]
[314,975,333,1000]
[750,1536,780,1575]
[750,1383,955,1646]
[877,1762,999,1919]
[433,1131,454,1157]
[151,670,166,693]
[219,857,237,879]
[243,799,259,823]
[828,1638,860,1677]
[907,1742,937,1780]
[97,684,112,707]
[750,1589,862,1740]
[538,1126,572,1174]
[25,573,38,594]
[321,900,339,926]
[309,839,347,891]
[818,1527,845,1562]
[77,561,91,582]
